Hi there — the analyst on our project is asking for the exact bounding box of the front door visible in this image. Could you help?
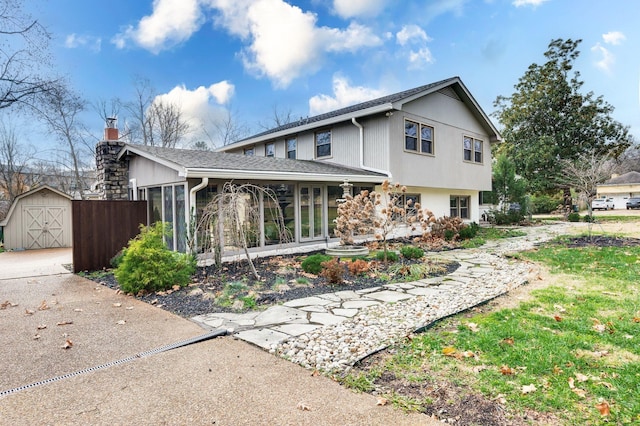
[299,186,324,240]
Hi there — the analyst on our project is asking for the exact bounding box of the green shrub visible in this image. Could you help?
[399,245,424,260]
[492,210,524,225]
[458,222,479,240]
[301,253,332,274]
[530,193,563,214]
[375,250,399,262]
[444,229,456,241]
[583,214,596,223]
[567,212,580,222]
[114,222,196,294]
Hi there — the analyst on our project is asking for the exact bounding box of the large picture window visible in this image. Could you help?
[463,136,483,163]
[450,195,470,219]
[315,130,331,158]
[405,120,434,154]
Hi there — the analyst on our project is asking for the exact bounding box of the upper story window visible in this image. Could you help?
[265,142,275,157]
[463,136,483,163]
[315,130,331,158]
[405,120,434,155]
[244,147,254,156]
[286,138,296,159]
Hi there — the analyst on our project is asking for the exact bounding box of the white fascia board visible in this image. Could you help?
[217,104,394,152]
[183,168,385,183]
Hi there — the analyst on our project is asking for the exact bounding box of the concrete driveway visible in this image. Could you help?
[0,248,72,280]
[0,254,435,425]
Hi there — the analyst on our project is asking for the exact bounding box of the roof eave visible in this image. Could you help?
[217,103,394,152]
[184,168,385,183]
[119,145,187,175]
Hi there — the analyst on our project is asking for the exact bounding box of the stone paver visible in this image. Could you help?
[191,224,568,372]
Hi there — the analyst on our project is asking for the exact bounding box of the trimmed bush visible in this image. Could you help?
[458,222,480,240]
[320,258,345,284]
[301,253,332,274]
[399,245,424,260]
[375,250,399,262]
[444,229,456,241]
[583,214,596,223]
[114,222,196,294]
[567,212,580,222]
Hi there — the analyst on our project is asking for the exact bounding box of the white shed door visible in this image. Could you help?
[23,206,66,249]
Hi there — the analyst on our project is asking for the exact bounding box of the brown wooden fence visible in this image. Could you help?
[72,200,147,272]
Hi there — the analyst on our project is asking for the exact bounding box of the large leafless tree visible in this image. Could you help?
[0,0,56,110]
[0,118,36,201]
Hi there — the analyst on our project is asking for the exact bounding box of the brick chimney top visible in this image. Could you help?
[104,117,119,141]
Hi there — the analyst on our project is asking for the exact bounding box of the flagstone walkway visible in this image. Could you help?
[192,224,568,372]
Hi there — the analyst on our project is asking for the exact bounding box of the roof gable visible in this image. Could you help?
[603,171,640,185]
[0,185,72,227]
[218,76,501,151]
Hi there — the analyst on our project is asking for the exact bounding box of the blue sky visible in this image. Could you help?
[20,0,640,149]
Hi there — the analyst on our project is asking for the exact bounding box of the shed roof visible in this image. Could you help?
[119,144,388,183]
[0,185,72,227]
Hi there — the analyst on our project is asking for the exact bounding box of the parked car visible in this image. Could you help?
[626,197,640,210]
[591,197,615,210]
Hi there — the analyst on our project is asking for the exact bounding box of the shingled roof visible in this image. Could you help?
[219,76,500,151]
[120,144,387,182]
[602,171,640,185]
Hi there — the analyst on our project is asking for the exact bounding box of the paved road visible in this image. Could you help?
[0,255,434,425]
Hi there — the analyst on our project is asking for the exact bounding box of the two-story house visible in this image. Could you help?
[99,77,501,254]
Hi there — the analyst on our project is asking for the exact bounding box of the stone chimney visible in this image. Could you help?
[95,118,128,200]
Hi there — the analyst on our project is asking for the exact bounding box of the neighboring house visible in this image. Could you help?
[0,185,73,250]
[98,77,501,254]
[596,171,640,209]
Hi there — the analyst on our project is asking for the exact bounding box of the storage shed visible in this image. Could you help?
[0,186,73,250]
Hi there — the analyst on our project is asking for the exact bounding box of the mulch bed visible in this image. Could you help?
[94,251,459,318]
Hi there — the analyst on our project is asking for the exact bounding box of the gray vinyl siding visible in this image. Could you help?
[388,92,492,191]
[360,115,390,172]
[129,156,183,187]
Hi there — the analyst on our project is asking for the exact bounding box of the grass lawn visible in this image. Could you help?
[343,231,640,424]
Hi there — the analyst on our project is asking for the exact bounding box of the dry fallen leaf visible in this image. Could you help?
[568,377,575,389]
[595,400,610,416]
[554,315,563,322]
[501,337,515,346]
[25,308,35,315]
[73,308,83,312]
[376,397,388,406]
[310,370,320,377]
[571,388,587,398]
[442,347,457,357]
[116,320,126,325]
[554,304,567,313]
[33,334,41,340]
[494,394,507,404]
[126,306,134,310]
[521,384,537,395]
[296,402,311,411]
[592,324,606,333]
[467,322,479,332]
[56,321,73,326]
[575,373,589,382]
[461,351,476,358]
[38,300,49,311]
[500,365,515,375]
[62,339,73,349]
[552,365,563,375]
[37,324,47,330]
[597,381,615,390]
[1,300,17,309]
[172,285,181,291]
[113,303,122,307]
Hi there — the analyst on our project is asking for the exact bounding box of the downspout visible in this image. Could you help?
[188,177,209,253]
[351,117,391,178]
[129,179,137,200]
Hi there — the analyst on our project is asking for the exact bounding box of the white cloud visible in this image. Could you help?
[332,0,388,18]
[208,0,382,87]
[154,81,235,145]
[408,48,435,69]
[602,31,626,45]
[65,33,102,52]
[396,25,430,46]
[591,43,614,73]
[113,0,203,53]
[512,0,549,7]
[309,75,387,115]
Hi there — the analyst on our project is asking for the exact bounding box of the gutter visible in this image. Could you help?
[351,117,392,178]
[188,177,209,252]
